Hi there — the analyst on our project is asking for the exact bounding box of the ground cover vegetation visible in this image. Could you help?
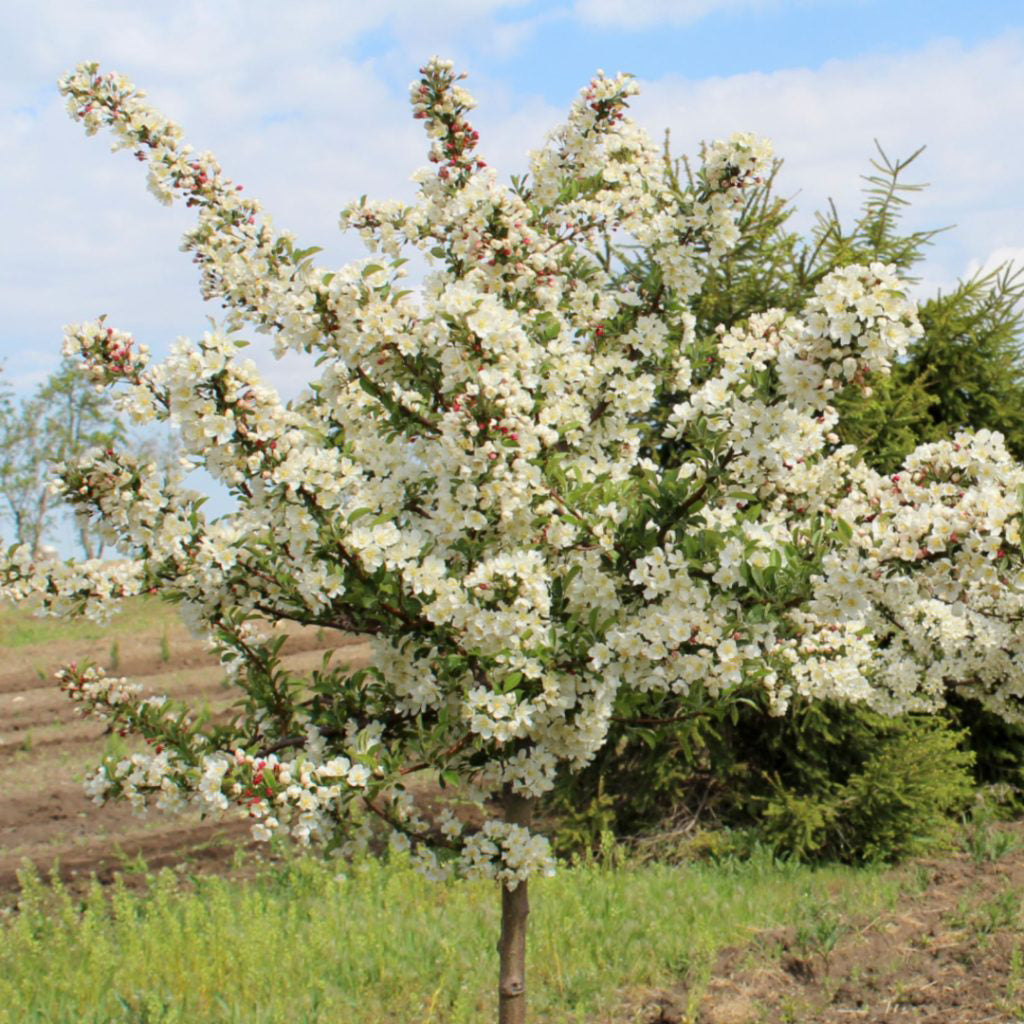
[5,57,1024,1023]
[0,848,905,1024]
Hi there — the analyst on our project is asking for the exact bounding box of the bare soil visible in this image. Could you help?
[626,823,1024,1024]
[0,610,368,895]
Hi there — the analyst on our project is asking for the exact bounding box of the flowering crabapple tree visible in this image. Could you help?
[6,57,1024,1024]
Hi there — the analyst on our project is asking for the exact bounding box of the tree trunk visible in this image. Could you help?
[497,791,535,1024]
[79,524,95,561]
[30,488,49,559]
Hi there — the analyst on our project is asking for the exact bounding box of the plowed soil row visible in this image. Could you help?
[0,606,368,895]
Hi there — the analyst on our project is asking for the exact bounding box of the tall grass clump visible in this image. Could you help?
[1,851,901,1024]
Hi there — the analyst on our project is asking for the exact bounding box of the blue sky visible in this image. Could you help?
[0,0,1021,546]
[3,0,1023,401]
[405,0,1024,94]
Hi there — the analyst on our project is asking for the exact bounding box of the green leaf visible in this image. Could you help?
[636,728,657,750]
[561,563,582,589]
[502,672,523,692]
[834,517,854,543]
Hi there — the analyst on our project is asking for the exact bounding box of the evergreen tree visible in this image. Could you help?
[551,143,1024,859]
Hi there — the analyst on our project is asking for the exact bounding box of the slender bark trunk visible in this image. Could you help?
[31,489,49,559]
[497,791,535,1024]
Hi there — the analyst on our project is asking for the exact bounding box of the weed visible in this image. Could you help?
[793,895,845,975]
[159,629,170,664]
[959,798,1021,863]
[961,819,1020,862]
[1004,942,1024,1011]
[946,883,1020,942]
[107,640,120,672]
[908,864,935,894]
[976,886,1021,934]
[114,991,176,1023]
[776,993,807,1023]
[112,847,149,877]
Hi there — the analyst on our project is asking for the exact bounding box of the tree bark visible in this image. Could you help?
[497,791,535,1024]
[79,524,95,560]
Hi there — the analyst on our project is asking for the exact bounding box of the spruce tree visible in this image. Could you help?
[552,144,1024,858]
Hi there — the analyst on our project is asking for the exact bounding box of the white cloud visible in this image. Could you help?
[965,246,1024,277]
[629,33,1024,289]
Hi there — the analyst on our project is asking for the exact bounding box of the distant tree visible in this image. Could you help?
[0,384,55,558]
[0,356,126,558]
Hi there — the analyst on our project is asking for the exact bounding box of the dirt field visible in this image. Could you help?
[646,823,1024,1023]
[0,601,368,895]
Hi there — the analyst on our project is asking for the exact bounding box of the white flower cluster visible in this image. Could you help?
[8,57,1024,884]
[63,320,150,385]
[2,546,144,620]
[790,262,924,400]
[59,663,145,711]
[460,821,556,890]
[106,749,187,813]
[214,746,377,846]
[58,666,392,846]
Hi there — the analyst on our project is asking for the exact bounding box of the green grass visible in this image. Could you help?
[1,848,902,1024]
[0,596,172,650]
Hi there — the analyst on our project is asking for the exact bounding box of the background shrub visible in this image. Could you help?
[548,699,976,864]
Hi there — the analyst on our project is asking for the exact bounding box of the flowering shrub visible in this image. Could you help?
[4,56,1024,1021]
